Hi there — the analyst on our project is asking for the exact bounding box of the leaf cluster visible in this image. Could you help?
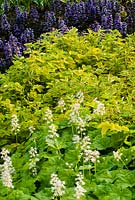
[0,28,135,199]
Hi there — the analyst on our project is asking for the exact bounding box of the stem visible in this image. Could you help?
[89,161,91,175]
[94,161,97,175]
[55,139,61,158]
[71,125,74,135]
[120,159,128,170]
[15,132,18,143]
[82,156,84,176]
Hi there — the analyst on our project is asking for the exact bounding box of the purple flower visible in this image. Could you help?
[15,6,28,24]
[9,34,22,57]
[42,11,56,32]
[1,14,10,31]
[65,2,87,28]
[0,39,4,49]
[3,42,12,59]
[91,21,101,32]
[114,13,121,30]
[58,18,69,34]
[120,22,127,35]
[30,8,39,22]
[13,24,22,38]
[20,28,34,44]
[101,13,113,30]
[50,0,65,15]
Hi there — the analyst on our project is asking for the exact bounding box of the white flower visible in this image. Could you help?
[29,147,39,176]
[1,148,9,159]
[85,114,92,122]
[65,162,73,169]
[11,114,20,134]
[76,91,84,104]
[50,173,66,198]
[72,102,80,113]
[75,172,86,199]
[69,111,78,124]
[72,135,81,146]
[84,149,100,163]
[28,126,35,134]
[48,124,59,138]
[69,102,81,124]
[29,147,38,158]
[93,98,105,116]
[81,136,91,151]
[77,117,86,135]
[1,148,15,188]
[44,108,53,124]
[58,98,66,113]
[113,150,122,161]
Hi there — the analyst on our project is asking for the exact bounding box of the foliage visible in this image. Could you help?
[0,28,135,199]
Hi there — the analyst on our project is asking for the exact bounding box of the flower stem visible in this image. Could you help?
[94,162,97,175]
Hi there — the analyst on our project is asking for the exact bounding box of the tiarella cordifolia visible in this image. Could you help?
[57,97,66,112]
[11,114,20,135]
[48,124,59,139]
[29,147,39,176]
[73,134,100,164]
[75,172,86,199]
[113,150,122,161]
[29,126,35,135]
[44,108,53,124]
[93,98,106,116]
[0,148,15,189]
[50,173,66,198]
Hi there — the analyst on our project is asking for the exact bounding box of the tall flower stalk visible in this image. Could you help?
[0,148,15,189]
[50,173,66,199]
[75,172,86,199]
[11,114,20,143]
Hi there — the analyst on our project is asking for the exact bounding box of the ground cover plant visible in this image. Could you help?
[0,0,135,72]
[0,28,135,199]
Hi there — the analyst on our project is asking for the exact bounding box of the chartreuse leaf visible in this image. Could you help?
[124,135,132,146]
[97,121,129,136]
[1,28,135,200]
